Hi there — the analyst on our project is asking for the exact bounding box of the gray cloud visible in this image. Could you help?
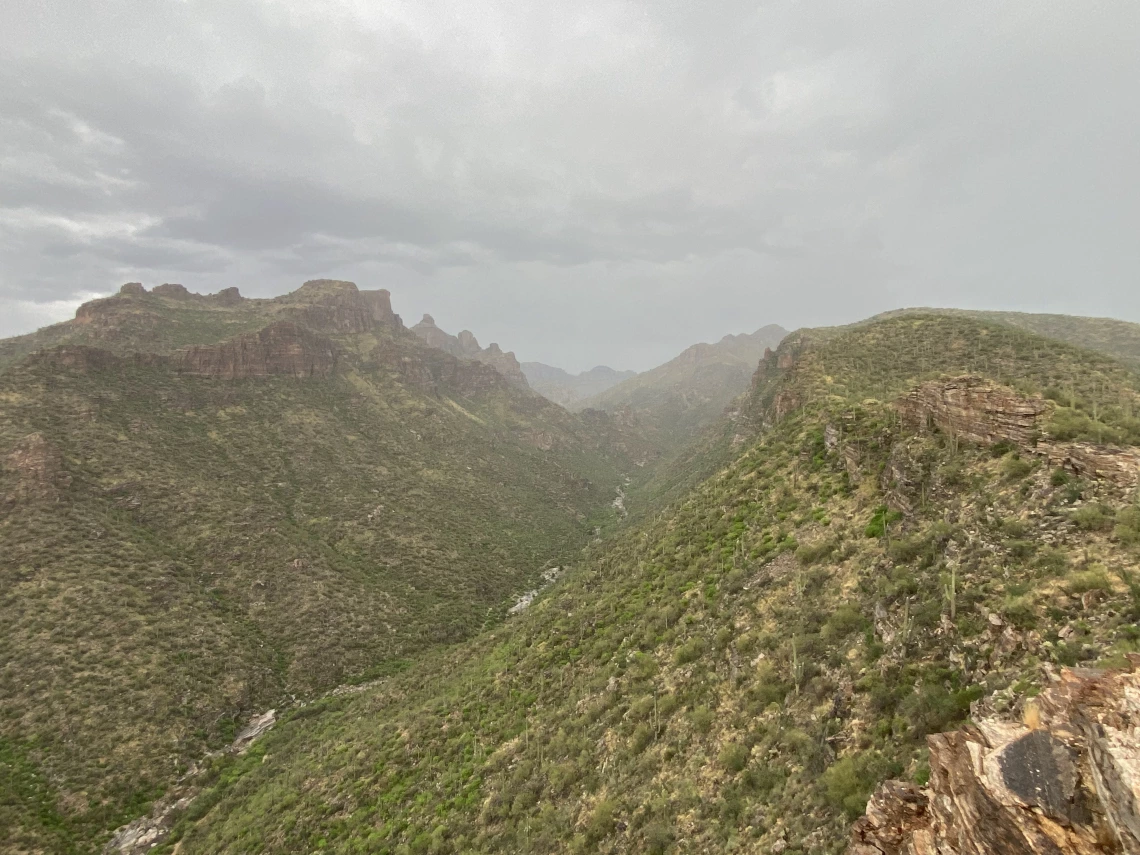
[1,0,1138,370]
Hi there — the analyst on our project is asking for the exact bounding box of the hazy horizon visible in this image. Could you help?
[2,1,1139,372]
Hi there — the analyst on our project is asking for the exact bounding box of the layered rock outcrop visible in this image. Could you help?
[1037,441,1140,488]
[174,322,338,378]
[894,377,1140,487]
[411,315,530,389]
[848,661,1140,855]
[896,376,1050,447]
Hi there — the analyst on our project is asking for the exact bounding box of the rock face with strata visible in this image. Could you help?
[848,661,1140,855]
[893,376,1140,487]
[896,376,1050,447]
[174,322,338,378]
[411,315,530,389]
[1037,441,1140,488]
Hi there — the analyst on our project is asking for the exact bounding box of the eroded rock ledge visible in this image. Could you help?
[893,376,1140,487]
[848,660,1140,855]
[174,321,339,378]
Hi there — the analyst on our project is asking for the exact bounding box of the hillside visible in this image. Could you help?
[877,307,1140,369]
[0,281,646,854]
[580,325,788,451]
[521,363,637,409]
[156,313,1140,854]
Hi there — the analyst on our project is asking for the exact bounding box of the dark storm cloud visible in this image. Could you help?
[1,0,1138,370]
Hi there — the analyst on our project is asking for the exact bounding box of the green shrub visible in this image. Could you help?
[1115,506,1140,546]
[900,683,982,737]
[821,604,869,642]
[1001,454,1034,481]
[719,743,750,774]
[690,706,714,735]
[643,821,674,855]
[674,637,707,665]
[795,537,837,566]
[1072,503,1114,531]
[1066,567,1113,595]
[821,751,902,819]
[865,506,902,539]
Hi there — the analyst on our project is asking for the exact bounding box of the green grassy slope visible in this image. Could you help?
[164,314,1140,855]
[0,283,643,853]
[876,307,1140,369]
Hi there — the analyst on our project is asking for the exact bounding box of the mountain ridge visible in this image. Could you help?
[521,363,637,409]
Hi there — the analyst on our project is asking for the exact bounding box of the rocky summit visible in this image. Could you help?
[411,314,530,389]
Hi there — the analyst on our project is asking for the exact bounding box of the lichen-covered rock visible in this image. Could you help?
[174,322,338,378]
[848,661,1140,855]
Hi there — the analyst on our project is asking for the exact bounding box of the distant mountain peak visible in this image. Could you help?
[521,362,637,408]
[411,315,528,388]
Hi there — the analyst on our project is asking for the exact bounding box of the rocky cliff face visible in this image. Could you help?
[275,280,376,334]
[896,376,1050,446]
[174,322,339,378]
[894,376,1140,487]
[359,288,403,330]
[849,661,1140,855]
[1038,441,1140,488]
[411,315,530,389]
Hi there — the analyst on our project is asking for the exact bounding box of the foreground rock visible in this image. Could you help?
[848,660,1140,855]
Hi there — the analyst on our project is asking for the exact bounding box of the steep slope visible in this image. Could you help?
[410,314,530,389]
[877,307,1140,369]
[0,281,645,854]
[580,324,788,450]
[521,363,636,409]
[162,313,1140,855]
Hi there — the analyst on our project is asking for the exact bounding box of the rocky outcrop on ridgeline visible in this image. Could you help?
[275,280,376,334]
[848,661,1140,855]
[896,376,1050,447]
[151,283,191,299]
[894,376,1140,487]
[174,322,338,378]
[411,315,530,389]
[359,288,403,330]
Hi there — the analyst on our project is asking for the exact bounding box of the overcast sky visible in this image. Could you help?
[2,1,1138,371]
